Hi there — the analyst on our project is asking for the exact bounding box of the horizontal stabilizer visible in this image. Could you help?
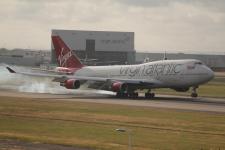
[6,67,16,73]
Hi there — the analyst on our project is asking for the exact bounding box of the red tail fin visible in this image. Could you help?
[52,36,83,68]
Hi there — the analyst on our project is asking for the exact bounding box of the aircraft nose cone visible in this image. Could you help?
[207,67,214,81]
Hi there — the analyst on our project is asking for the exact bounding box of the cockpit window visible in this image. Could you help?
[187,61,203,70]
[194,62,203,65]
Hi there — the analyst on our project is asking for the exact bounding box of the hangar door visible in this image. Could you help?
[86,39,95,58]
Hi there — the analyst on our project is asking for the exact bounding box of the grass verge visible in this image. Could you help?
[0,96,225,150]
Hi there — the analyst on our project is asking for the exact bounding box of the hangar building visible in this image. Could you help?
[51,29,135,65]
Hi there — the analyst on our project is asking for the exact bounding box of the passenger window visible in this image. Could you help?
[194,62,202,65]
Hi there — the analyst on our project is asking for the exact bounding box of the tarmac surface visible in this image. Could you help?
[0,89,225,113]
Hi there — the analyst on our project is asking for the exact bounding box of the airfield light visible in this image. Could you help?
[115,128,132,150]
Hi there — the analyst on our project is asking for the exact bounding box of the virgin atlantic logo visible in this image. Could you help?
[58,48,73,67]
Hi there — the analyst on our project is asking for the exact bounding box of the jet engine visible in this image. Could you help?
[111,82,127,92]
[62,79,80,89]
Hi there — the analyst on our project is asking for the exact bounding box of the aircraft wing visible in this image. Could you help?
[6,66,162,86]
[53,76,162,86]
[6,66,108,81]
[6,67,62,78]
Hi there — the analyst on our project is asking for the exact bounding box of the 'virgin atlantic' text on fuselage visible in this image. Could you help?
[119,63,183,77]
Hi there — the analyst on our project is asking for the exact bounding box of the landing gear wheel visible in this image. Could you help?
[152,93,155,98]
[145,93,155,99]
[134,92,138,98]
[191,93,198,98]
[191,86,198,98]
[145,93,149,98]
[123,93,128,98]
[116,92,121,98]
[128,92,139,99]
[116,92,128,98]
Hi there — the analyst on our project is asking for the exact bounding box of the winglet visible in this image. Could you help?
[6,67,16,73]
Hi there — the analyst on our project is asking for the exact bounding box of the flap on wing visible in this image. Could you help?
[6,67,16,73]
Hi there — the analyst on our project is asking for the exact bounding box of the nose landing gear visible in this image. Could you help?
[191,86,198,98]
[145,89,155,99]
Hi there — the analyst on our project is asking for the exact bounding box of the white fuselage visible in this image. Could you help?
[75,59,214,89]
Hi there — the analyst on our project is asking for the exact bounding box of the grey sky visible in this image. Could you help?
[0,0,225,54]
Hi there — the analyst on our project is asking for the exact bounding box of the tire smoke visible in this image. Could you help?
[0,64,114,96]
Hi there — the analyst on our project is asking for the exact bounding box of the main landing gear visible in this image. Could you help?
[116,89,155,99]
[128,92,139,99]
[191,86,198,98]
[145,93,155,99]
[116,92,138,99]
[144,89,155,99]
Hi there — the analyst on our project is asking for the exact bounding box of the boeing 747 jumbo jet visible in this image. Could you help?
[6,36,214,98]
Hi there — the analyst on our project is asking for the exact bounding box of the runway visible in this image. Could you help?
[0,90,225,113]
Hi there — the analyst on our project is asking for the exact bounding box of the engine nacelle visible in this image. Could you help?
[111,82,127,92]
[63,79,80,89]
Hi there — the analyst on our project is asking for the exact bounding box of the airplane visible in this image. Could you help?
[6,35,214,98]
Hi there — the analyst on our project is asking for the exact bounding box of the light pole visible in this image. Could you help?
[115,128,132,150]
